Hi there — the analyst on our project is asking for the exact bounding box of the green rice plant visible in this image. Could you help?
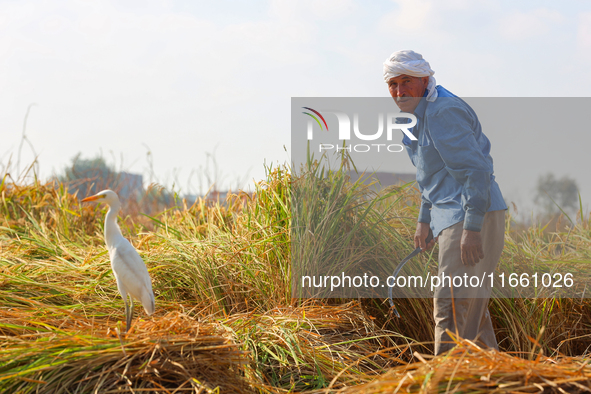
[290,149,420,301]
[133,165,291,315]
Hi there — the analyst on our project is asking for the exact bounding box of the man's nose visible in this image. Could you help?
[390,85,406,98]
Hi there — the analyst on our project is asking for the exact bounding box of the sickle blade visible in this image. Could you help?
[388,247,421,314]
[388,229,433,317]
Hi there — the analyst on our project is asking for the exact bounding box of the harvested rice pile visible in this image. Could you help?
[0,308,248,393]
[337,337,591,394]
[2,300,591,393]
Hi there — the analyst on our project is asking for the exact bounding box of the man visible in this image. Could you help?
[384,50,507,355]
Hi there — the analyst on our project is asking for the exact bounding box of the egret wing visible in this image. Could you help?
[112,239,155,315]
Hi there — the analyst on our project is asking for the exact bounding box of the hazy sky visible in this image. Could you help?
[2,0,591,214]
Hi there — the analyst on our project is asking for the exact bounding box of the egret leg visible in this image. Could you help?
[123,298,129,333]
[126,297,134,333]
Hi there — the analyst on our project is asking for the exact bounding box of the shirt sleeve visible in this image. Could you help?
[428,106,491,232]
[418,185,432,224]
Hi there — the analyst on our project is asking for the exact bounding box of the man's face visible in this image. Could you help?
[388,74,430,113]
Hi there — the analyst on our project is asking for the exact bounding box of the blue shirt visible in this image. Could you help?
[402,85,506,237]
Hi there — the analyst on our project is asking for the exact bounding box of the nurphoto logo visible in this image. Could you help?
[302,107,418,153]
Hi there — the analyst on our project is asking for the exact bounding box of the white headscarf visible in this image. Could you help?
[383,50,437,102]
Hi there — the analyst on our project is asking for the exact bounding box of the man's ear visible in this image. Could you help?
[422,76,429,89]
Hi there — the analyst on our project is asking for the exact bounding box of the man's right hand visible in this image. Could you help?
[415,222,436,251]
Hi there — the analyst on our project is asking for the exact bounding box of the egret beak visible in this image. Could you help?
[81,195,102,202]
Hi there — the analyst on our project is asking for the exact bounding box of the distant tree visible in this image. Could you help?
[534,172,579,216]
[58,154,118,198]
[58,153,175,214]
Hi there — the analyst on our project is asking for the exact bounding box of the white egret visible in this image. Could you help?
[82,190,155,332]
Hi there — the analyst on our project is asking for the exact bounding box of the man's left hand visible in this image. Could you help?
[461,229,484,266]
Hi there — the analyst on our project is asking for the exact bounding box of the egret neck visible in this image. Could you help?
[104,200,123,251]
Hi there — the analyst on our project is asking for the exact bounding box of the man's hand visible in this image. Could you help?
[415,222,436,251]
[461,229,484,266]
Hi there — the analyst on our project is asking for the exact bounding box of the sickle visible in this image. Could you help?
[388,229,433,317]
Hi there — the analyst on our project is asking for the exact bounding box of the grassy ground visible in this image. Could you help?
[1,163,591,393]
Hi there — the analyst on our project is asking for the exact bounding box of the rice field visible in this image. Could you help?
[1,162,591,393]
